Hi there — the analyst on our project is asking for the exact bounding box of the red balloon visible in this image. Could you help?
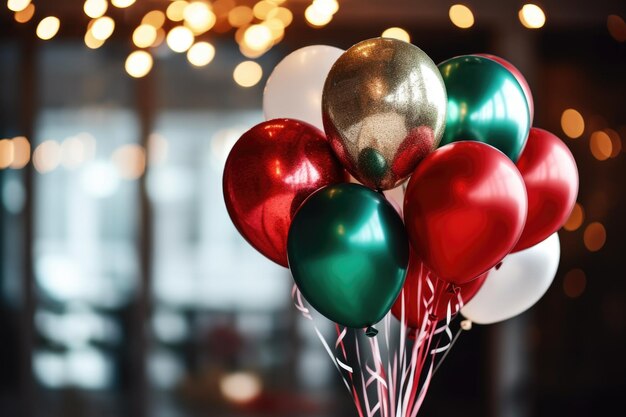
[223,119,347,267]
[476,53,534,123]
[391,252,487,329]
[404,141,527,285]
[513,128,578,252]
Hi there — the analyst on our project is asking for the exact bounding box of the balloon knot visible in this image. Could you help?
[495,261,503,270]
[365,326,379,337]
[446,284,460,294]
[428,313,438,322]
[406,329,418,340]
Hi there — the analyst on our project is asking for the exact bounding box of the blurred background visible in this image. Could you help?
[0,1,625,416]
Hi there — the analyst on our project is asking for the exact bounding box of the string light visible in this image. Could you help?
[187,42,216,67]
[233,61,263,87]
[36,17,61,40]
[125,51,154,78]
[519,4,546,29]
[449,4,474,29]
[382,27,411,43]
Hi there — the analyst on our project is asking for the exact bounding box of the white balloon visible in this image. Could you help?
[461,233,560,325]
[263,45,344,131]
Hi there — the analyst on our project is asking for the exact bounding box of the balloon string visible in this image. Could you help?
[432,327,463,376]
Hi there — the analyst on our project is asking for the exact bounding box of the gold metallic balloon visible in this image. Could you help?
[322,38,447,190]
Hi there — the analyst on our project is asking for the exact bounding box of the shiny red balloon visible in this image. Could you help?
[391,252,487,329]
[223,119,347,267]
[513,128,578,252]
[476,53,534,123]
[404,141,527,285]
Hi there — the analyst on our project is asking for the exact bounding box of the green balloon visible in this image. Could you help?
[438,55,531,161]
[287,183,409,330]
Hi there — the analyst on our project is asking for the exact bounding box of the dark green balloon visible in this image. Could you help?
[287,183,409,329]
[438,55,531,161]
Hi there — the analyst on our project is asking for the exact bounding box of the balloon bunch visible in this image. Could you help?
[223,38,578,416]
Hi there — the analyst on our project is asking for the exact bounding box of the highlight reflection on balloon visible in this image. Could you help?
[322,38,447,190]
[438,55,531,162]
[287,183,409,329]
[223,119,347,267]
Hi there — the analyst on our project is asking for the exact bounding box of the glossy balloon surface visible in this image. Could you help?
[323,38,447,190]
[391,252,487,329]
[462,233,560,324]
[288,183,409,328]
[223,119,347,267]
[263,45,344,131]
[514,128,578,251]
[476,53,534,123]
[404,142,527,285]
[438,55,530,161]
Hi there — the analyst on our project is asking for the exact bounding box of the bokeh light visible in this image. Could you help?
[111,0,136,8]
[233,61,263,87]
[305,4,333,27]
[91,16,115,41]
[243,25,272,51]
[604,128,622,157]
[219,372,262,403]
[60,136,86,170]
[125,51,154,78]
[83,0,108,19]
[0,139,14,169]
[267,7,293,26]
[133,24,158,48]
[187,42,216,67]
[14,3,35,23]
[7,0,31,12]
[449,4,474,29]
[382,27,411,42]
[590,130,612,161]
[10,136,31,169]
[84,29,105,49]
[112,144,146,180]
[36,17,61,40]
[166,1,189,22]
[142,10,166,29]
[166,26,195,53]
[584,222,606,252]
[183,1,217,34]
[561,109,585,138]
[33,140,62,173]
[519,4,546,29]
[563,269,586,298]
[607,15,626,42]
[228,6,254,27]
[253,1,277,20]
[563,203,584,231]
